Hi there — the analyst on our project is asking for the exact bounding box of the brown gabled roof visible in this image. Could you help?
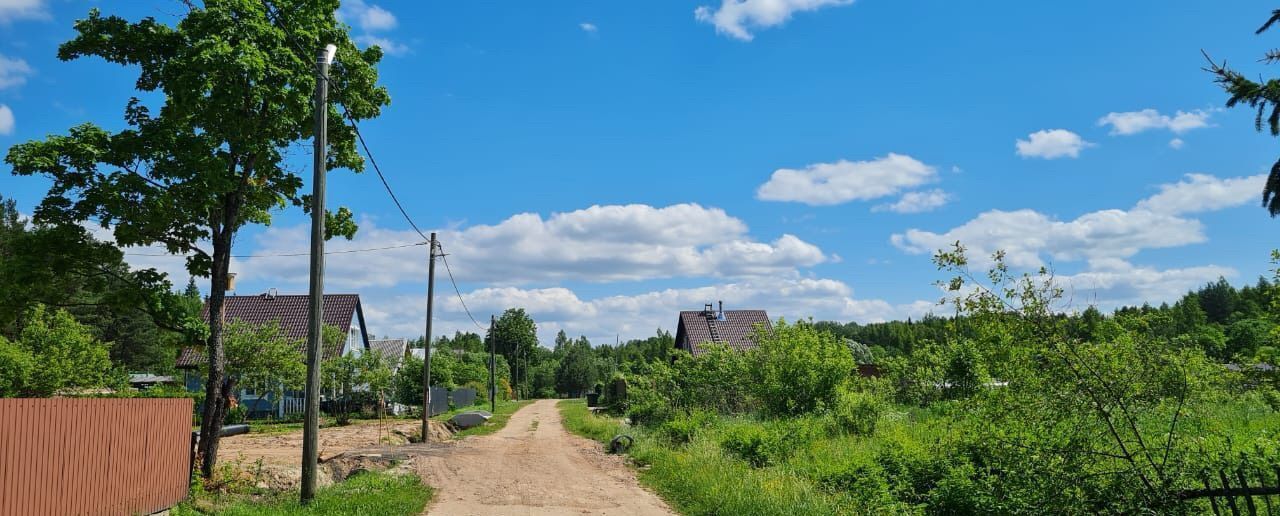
[675,309,771,357]
[176,293,367,368]
[368,338,408,370]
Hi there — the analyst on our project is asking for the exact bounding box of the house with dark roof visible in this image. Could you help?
[674,302,772,357]
[369,338,409,373]
[177,291,372,418]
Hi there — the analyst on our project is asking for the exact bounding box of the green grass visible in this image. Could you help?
[174,470,432,515]
[556,399,850,515]
[447,399,534,438]
[558,399,623,442]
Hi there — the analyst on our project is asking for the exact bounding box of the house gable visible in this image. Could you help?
[176,292,369,368]
[674,306,772,357]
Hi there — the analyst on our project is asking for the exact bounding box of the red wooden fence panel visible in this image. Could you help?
[0,398,192,516]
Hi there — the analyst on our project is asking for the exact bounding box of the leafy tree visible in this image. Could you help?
[490,308,539,370]
[748,319,855,416]
[0,305,122,397]
[0,195,200,372]
[0,335,34,397]
[1197,277,1239,324]
[5,2,390,477]
[214,320,305,414]
[555,336,599,397]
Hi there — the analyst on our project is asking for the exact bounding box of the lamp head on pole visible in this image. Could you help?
[320,44,338,66]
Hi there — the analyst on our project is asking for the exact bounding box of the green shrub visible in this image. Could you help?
[658,410,714,445]
[813,461,905,513]
[720,418,825,468]
[720,424,774,467]
[748,320,855,417]
[831,385,885,436]
[225,405,247,424]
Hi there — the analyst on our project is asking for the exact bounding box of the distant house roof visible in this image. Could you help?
[369,338,409,370]
[674,306,771,357]
[176,293,369,369]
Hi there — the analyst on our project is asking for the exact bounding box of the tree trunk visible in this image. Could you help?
[197,228,234,479]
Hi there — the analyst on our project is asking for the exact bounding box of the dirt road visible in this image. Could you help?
[416,399,674,516]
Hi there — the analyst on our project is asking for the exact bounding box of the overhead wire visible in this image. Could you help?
[124,241,427,258]
[263,3,486,331]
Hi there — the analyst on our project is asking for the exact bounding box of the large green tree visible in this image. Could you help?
[4,2,389,477]
[0,195,200,372]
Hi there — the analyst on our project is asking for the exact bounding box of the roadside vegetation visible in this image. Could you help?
[174,470,431,516]
[446,399,535,438]
[561,245,1280,514]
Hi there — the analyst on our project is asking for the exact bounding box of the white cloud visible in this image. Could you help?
[873,189,950,214]
[0,53,33,90]
[1059,259,1235,309]
[82,222,231,289]
[361,277,935,345]
[756,153,937,206]
[0,0,47,23]
[339,1,406,56]
[892,208,1203,269]
[0,104,13,135]
[1169,138,1184,149]
[354,35,409,56]
[1015,129,1093,159]
[339,0,397,31]
[694,0,853,41]
[1098,108,1211,136]
[579,22,598,33]
[238,204,831,289]
[892,173,1263,269]
[1133,173,1264,215]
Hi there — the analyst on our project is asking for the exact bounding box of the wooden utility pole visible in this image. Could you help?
[489,315,496,413]
[422,232,436,443]
[301,43,337,504]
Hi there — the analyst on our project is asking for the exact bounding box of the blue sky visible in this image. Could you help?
[2,0,1278,344]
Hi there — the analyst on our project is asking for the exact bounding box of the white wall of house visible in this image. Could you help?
[342,307,364,357]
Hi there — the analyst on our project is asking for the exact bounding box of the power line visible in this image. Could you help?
[260,2,429,242]
[438,244,487,332]
[262,4,486,333]
[125,241,426,258]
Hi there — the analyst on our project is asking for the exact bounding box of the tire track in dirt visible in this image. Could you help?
[415,399,673,516]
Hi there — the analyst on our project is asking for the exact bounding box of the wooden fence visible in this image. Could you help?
[0,398,193,516]
[1178,449,1280,516]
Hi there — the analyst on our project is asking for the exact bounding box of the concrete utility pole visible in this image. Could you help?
[489,315,496,413]
[422,232,437,442]
[301,43,337,504]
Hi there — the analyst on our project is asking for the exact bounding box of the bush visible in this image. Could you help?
[658,410,714,445]
[719,418,825,468]
[720,424,774,467]
[225,404,247,424]
[831,384,886,436]
[748,320,855,417]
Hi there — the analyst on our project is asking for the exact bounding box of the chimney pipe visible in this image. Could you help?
[226,273,237,292]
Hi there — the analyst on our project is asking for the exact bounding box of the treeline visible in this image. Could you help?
[0,196,205,397]
[395,307,674,401]
[815,275,1279,366]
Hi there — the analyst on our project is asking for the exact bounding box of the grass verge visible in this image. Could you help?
[556,399,850,515]
[173,470,432,515]
[448,399,534,438]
